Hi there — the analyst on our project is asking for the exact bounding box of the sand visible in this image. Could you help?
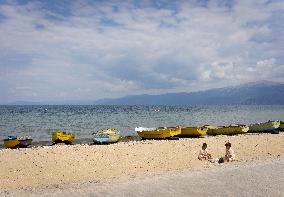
[6,158,283,197]
[0,133,283,196]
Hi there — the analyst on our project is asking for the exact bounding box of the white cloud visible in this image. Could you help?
[0,0,283,103]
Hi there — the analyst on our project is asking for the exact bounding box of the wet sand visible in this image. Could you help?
[0,133,283,196]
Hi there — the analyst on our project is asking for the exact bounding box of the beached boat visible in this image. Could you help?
[4,136,20,148]
[52,131,75,144]
[179,127,208,137]
[205,125,249,135]
[249,120,280,133]
[136,126,181,139]
[93,128,121,144]
[18,136,33,147]
[4,136,33,148]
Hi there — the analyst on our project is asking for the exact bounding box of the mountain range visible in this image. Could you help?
[95,81,284,105]
[6,81,284,105]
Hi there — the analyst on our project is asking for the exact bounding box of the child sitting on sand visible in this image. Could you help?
[218,142,235,163]
[198,143,212,160]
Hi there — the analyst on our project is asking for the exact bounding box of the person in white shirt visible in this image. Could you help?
[198,143,212,160]
[218,142,236,163]
[224,142,235,162]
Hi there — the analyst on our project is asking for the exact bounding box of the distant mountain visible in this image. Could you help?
[7,100,93,105]
[95,81,284,105]
[8,101,43,105]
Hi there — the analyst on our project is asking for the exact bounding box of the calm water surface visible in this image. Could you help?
[0,105,283,140]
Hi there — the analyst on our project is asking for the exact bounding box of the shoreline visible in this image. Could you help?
[0,135,141,149]
[0,132,283,193]
[0,132,280,149]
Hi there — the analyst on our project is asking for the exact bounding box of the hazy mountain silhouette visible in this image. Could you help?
[95,81,284,105]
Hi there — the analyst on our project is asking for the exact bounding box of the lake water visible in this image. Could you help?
[0,105,283,141]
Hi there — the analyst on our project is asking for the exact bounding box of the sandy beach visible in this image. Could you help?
[0,132,283,196]
[5,158,283,197]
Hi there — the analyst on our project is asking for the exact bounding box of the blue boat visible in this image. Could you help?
[249,120,280,132]
[93,128,121,144]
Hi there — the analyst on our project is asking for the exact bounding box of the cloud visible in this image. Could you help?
[0,0,283,103]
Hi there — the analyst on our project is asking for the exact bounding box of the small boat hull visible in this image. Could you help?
[94,136,120,144]
[249,121,280,132]
[4,139,20,148]
[136,127,181,139]
[52,131,75,144]
[180,127,207,137]
[206,125,249,135]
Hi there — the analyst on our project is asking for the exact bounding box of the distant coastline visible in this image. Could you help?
[95,81,284,105]
[4,81,284,105]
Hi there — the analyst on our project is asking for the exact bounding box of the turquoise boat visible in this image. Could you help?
[249,120,280,132]
[93,128,121,144]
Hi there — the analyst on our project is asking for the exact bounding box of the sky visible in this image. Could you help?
[0,0,283,104]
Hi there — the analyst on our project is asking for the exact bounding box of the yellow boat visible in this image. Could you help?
[52,131,75,144]
[4,136,20,148]
[249,120,280,132]
[180,127,208,137]
[135,126,181,139]
[206,124,249,135]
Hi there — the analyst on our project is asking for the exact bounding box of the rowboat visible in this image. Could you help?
[93,128,121,144]
[4,136,33,148]
[136,126,181,139]
[249,120,280,133]
[52,131,75,144]
[205,124,249,135]
[4,136,20,148]
[180,127,208,137]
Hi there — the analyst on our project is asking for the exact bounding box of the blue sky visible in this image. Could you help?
[0,0,283,103]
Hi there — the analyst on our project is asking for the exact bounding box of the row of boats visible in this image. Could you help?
[3,120,284,149]
[3,129,120,148]
[137,120,283,139]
